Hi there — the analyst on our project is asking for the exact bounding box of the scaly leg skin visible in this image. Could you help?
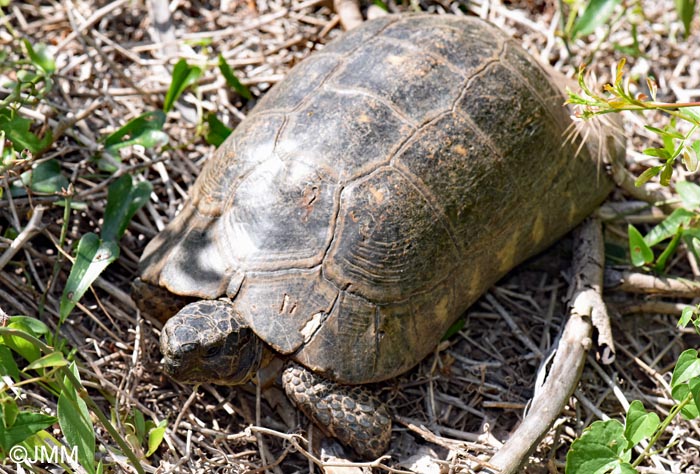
[282,364,391,460]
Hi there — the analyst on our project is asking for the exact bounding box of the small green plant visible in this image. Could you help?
[566,345,700,473]
[626,181,700,271]
[569,59,700,187]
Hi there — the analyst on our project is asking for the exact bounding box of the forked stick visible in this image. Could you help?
[487,218,606,472]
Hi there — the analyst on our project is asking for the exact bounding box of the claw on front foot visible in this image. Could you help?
[282,364,391,460]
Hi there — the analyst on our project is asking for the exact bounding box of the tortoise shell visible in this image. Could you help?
[138,14,615,384]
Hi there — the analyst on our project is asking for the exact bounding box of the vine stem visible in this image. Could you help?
[631,392,693,468]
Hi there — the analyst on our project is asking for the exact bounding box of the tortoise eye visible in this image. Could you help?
[204,346,221,358]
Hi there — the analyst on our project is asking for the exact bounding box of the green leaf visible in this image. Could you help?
[642,147,671,159]
[672,383,700,419]
[634,166,661,187]
[684,230,700,265]
[8,316,50,335]
[0,345,20,380]
[0,109,53,154]
[101,175,152,242]
[570,0,622,38]
[163,59,202,113]
[205,113,232,147]
[218,54,252,100]
[643,208,695,246]
[628,225,653,267]
[21,159,69,194]
[690,377,700,416]
[0,397,19,429]
[22,39,56,75]
[146,419,167,457]
[675,0,697,36]
[2,318,42,363]
[59,233,119,322]
[0,412,57,453]
[683,107,700,122]
[653,226,682,272]
[104,111,167,153]
[565,420,634,474]
[624,400,660,449]
[24,351,69,371]
[659,162,674,186]
[672,349,700,388]
[58,363,95,474]
[677,181,700,209]
[442,317,466,340]
[679,306,696,328]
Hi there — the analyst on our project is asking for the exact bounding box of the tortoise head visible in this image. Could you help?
[160,299,265,385]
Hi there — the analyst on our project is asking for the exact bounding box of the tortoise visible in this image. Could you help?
[132,13,622,459]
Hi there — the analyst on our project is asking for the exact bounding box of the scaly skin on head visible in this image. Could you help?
[160,300,268,385]
[160,299,393,459]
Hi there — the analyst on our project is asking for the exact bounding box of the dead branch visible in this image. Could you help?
[487,218,605,472]
[334,0,363,31]
[605,269,700,298]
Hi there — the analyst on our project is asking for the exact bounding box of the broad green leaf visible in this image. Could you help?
[677,181,700,209]
[218,55,252,100]
[58,363,95,474]
[0,412,57,453]
[570,0,622,38]
[20,159,69,194]
[22,39,56,75]
[59,233,119,322]
[133,409,146,442]
[163,59,202,113]
[634,166,661,187]
[672,349,700,388]
[624,400,660,448]
[101,175,152,242]
[690,377,700,416]
[0,398,19,429]
[565,420,634,474]
[643,208,695,246]
[2,318,41,362]
[0,109,53,154]
[676,0,696,36]
[679,305,697,329]
[642,147,671,159]
[672,383,700,419]
[0,345,20,380]
[103,111,167,153]
[8,316,49,335]
[205,113,232,147]
[24,351,68,371]
[628,225,653,267]
[146,419,167,457]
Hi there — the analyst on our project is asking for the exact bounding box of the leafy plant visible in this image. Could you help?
[569,59,700,186]
[566,347,700,473]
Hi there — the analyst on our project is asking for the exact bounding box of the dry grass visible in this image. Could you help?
[2,0,700,472]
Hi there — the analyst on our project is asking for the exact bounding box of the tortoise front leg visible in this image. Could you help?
[282,364,391,459]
